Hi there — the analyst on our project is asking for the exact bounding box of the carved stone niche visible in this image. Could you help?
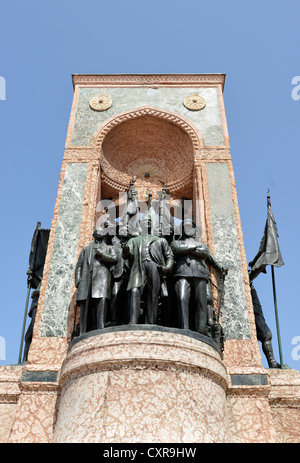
[99,114,195,202]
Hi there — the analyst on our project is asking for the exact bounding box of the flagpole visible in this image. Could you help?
[18,283,31,364]
[271,265,284,368]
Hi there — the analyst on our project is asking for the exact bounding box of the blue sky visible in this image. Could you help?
[0,0,299,371]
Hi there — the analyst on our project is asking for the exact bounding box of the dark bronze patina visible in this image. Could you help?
[72,181,228,353]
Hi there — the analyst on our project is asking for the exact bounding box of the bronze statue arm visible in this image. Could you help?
[161,242,174,275]
[170,242,197,254]
[122,241,132,260]
[96,248,118,265]
[206,251,227,275]
[171,242,211,260]
[75,249,84,287]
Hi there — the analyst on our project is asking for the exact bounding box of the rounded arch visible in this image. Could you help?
[91,106,204,195]
[91,105,204,152]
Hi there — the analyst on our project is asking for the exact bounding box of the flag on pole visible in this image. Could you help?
[248,194,284,280]
[27,222,50,289]
[19,222,50,363]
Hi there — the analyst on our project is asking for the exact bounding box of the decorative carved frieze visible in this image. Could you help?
[72,73,226,89]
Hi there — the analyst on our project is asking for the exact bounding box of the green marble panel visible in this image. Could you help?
[71,87,224,146]
[39,163,88,337]
[206,163,251,339]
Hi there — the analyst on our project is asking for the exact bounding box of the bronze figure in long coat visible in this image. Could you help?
[75,228,117,334]
[123,233,174,325]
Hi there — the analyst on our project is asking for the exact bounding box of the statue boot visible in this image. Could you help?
[129,288,140,324]
[262,339,280,368]
[96,298,108,329]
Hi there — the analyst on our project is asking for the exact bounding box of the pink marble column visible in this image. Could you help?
[52,329,228,443]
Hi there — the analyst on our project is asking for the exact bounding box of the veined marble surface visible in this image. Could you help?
[206,162,250,339]
[71,87,224,146]
[39,163,87,337]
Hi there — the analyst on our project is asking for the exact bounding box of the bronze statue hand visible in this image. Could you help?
[161,265,171,276]
[95,248,103,257]
[220,266,228,276]
[195,245,208,257]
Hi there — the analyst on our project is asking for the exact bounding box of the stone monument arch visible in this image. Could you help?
[1,74,299,444]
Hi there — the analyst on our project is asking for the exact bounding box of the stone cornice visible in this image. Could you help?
[72,74,226,91]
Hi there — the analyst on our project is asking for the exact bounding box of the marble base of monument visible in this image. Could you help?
[53,327,228,443]
[1,327,300,443]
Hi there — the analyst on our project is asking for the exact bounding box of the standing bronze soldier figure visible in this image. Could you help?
[171,219,226,335]
[250,282,280,368]
[110,235,129,326]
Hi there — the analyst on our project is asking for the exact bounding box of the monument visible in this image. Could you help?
[0,74,300,443]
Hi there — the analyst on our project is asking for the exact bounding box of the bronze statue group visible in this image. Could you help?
[74,180,281,367]
[21,184,281,368]
[74,183,227,351]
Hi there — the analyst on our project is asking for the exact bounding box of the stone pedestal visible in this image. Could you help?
[52,328,228,443]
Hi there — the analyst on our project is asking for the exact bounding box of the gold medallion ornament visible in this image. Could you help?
[89,95,112,111]
[183,94,206,111]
